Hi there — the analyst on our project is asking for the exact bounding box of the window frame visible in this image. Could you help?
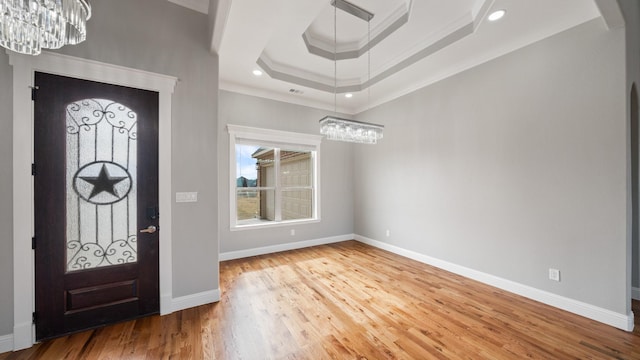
[228,124,322,230]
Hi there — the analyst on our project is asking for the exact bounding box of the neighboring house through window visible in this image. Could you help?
[228,125,322,229]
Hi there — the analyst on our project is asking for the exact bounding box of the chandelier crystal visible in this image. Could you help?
[319,116,384,144]
[0,0,91,56]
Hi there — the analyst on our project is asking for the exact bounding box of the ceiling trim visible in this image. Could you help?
[593,0,625,29]
[219,80,353,114]
[167,0,209,14]
[472,0,495,30]
[258,16,476,95]
[210,0,232,54]
[302,1,411,61]
[368,22,474,87]
[258,56,342,94]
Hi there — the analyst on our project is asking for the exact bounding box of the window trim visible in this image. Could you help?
[228,125,322,230]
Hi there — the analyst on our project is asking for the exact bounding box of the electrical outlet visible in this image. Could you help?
[290,229,295,236]
[386,229,390,237]
[549,268,560,282]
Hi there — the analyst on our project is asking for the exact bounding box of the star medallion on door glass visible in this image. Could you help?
[73,161,132,205]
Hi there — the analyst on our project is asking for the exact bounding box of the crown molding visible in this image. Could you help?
[593,0,625,29]
[167,0,209,14]
[209,0,232,53]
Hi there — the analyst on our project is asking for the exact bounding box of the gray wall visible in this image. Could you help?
[57,0,220,301]
[353,19,628,314]
[0,50,14,336]
[218,91,353,253]
[619,1,640,291]
[0,0,219,337]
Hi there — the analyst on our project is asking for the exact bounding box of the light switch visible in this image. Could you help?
[175,192,198,203]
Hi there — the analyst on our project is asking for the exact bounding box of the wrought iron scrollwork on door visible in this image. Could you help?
[65,99,139,271]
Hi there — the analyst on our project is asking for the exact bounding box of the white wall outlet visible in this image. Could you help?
[290,229,295,236]
[175,192,198,203]
[549,268,561,282]
[386,229,390,237]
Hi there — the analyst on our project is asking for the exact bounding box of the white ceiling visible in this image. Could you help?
[173,0,609,115]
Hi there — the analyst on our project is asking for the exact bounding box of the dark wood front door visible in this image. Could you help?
[33,72,160,341]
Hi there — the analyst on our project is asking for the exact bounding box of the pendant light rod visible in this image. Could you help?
[333,0,337,114]
[367,13,371,113]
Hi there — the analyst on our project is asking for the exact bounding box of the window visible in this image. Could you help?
[228,125,322,229]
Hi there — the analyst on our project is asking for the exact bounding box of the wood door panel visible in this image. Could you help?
[63,302,139,334]
[65,280,138,312]
[65,264,137,287]
[34,72,159,341]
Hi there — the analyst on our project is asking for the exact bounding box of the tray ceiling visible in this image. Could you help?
[207,0,606,114]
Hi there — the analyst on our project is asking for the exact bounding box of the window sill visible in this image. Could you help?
[230,218,320,231]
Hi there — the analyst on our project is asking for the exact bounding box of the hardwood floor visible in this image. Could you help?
[2,240,640,359]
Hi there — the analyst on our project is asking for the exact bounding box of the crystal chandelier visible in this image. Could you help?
[319,116,383,144]
[0,0,91,56]
[318,0,384,145]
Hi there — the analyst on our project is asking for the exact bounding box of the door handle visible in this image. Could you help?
[140,225,157,234]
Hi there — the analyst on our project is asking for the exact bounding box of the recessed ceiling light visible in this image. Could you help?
[345,93,353,98]
[488,9,506,22]
[252,69,263,76]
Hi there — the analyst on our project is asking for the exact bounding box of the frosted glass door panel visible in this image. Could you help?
[66,99,138,271]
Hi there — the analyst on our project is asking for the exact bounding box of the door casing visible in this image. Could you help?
[9,51,176,350]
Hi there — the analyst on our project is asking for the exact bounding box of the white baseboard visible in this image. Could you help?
[633,287,640,301]
[160,293,173,315]
[0,334,13,354]
[171,289,221,313]
[12,321,32,351]
[219,234,355,261]
[355,235,634,332]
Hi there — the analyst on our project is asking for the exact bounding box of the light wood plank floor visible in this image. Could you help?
[2,240,640,359]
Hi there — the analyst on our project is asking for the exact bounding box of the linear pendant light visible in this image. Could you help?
[319,0,384,145]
